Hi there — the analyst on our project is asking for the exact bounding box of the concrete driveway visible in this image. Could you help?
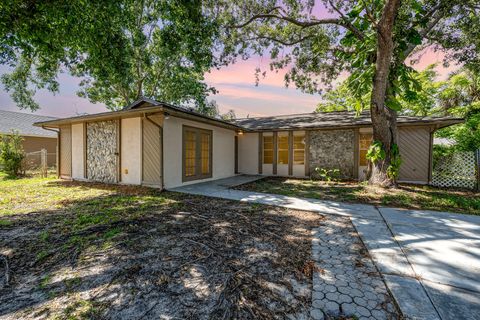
[172,175,480,319]
[378,208,480,320]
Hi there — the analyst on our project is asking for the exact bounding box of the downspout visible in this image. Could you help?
[144,113,164,190]
[42,126,60,178]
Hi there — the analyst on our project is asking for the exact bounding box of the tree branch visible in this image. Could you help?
[247,34,354,54]
[230,8,365,40]
[250,34,314,46]
[360,0,378,27]
[327,0,371,35]
[402,11,446,60]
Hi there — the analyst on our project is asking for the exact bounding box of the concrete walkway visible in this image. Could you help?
[171,176,480,320]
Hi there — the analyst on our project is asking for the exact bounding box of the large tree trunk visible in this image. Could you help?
[368,0,401,187]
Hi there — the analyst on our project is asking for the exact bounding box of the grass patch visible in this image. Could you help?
[0,219,13,226]
[235,177,480,215]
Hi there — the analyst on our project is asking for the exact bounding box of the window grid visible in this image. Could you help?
[183,126,212,182]
[200,133,210,175]
[277,135,289,164]
[293,135,305,165]
[263,136,273,164]
[359,133,373,166]
[184,130,196,177]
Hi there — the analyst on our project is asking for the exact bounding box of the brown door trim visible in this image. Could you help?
[353,128,359,180]
[117,119,121,183]
[304,130,310,177]
[273,132,278,175]
[182,125,213,182]
[234,136,239,174]
[258,132,263,174]
[58,129,61,178]
[288,131,293,176]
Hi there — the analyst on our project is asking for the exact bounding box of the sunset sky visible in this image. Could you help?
[0,44,458,119]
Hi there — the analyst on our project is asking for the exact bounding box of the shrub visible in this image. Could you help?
[0,131,25,176]
[314,167,340,182]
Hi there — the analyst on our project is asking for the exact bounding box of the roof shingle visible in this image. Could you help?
[232,111,463,130]
[0,110,57,137]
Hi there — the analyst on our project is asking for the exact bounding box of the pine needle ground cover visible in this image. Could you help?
[234,177,480,216]
[0,177,324,319]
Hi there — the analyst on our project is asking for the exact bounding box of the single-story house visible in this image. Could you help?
[0,110,57,167]
[34,98,462,189]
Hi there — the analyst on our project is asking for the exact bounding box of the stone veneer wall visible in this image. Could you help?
[309,129,355,178]
[86,121,118,183]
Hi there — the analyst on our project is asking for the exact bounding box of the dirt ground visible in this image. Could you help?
[0,182,322,319]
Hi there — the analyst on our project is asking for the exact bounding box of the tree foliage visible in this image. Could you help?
[195,100,237,120]
[436,69,480,152]
[317,64,441,116]
[0,130,25,177]
[0,0,217,111]
[319,65,480,152]
[204,0,480,186]
[207,0,480,109]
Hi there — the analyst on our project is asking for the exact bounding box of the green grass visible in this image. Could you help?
[0,171,171,216]
[0,174,179,268]
[235,177,480,215]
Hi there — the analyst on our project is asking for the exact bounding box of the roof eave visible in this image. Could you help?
[34,103,245,131]
[237,117,464,132]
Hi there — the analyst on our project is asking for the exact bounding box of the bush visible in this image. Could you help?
[313,167,341,182]
[0,131,25,176]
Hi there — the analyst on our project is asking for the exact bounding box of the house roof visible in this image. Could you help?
[233,111,463,131]
[0,109,57,138]
[34,98,463,132]
[34,98,244,131]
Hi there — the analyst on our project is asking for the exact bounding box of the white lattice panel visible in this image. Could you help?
[432,151,478,189]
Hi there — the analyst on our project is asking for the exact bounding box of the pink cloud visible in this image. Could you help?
[206,57,289,87]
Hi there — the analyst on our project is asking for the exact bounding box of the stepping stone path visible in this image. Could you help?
[310,216,400,320]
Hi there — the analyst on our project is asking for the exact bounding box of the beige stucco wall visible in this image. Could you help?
[21,136,57,167]
[71,123,84,179]
[121,117,142,185]
[163,116,235,189]
[59,125,72,178]
[238,132,259,175]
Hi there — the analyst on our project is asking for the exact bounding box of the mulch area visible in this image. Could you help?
[0,185,323,319]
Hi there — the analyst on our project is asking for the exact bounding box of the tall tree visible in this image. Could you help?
[207,0,480,186]
[0,0,217,111]
[316,64,440,116]
[436,68,480,151]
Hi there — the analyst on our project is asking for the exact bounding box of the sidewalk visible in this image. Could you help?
[172,175,480,320]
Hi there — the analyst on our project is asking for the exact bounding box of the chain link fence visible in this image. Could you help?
[432,149,479,190]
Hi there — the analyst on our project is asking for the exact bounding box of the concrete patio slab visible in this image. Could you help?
[351,218,416,277]
[378,207,480,320]
[383,274,440,320]
[423,280,480,320]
